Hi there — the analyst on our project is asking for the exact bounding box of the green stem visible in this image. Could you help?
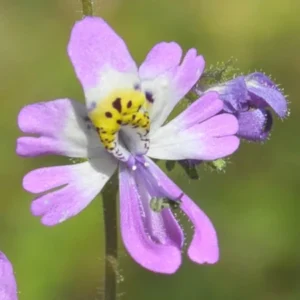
[102,172,118,300]
[79,3,118,299]
[81,0,94,16]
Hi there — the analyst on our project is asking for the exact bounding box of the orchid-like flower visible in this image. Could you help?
[17,17,240,273]
[200,73,288,141]
[0,252,17,300]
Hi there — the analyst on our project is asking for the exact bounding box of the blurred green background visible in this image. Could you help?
[1,0,299,299]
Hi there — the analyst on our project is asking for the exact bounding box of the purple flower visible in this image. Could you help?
[203,72,288,141]
[16,17,240,273]
[0,252,18,300]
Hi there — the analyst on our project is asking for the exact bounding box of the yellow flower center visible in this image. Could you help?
[89,89,150,153]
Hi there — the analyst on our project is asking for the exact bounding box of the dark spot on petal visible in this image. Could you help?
[263,110,273,132]
[112,98,122,113]
[117,120,122,125]
[105,112,113,118]
[145,91,154,103]
[132,115,136,120]
[127,100,132,108]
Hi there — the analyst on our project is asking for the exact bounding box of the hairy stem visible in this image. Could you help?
[81,0,94,16]
[102,172,118,300]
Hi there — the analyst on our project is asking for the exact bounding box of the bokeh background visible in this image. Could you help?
[1,0,299,299]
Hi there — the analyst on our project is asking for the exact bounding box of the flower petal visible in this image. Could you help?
[208,76,248,113]
[136,166,184,249]
[174,49,205,97]
[149,92,223,140]
[180,197,219,264]
[0,252,18,300]
[17,99,102,158]
[27,157,117,226]
[119,164,182,274]
[139,42,182,79]
[141,49,205,132]
[237,108,272,141]
[189,114,239,137]
[148,113,239,161]
[145,158,219,264]
[67,17,138,108]
[173,92,223,129]
[246,72,288,118]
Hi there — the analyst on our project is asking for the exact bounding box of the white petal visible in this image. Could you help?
[17,99,104,158]
[27,155,117,226]
[148,114,239,161]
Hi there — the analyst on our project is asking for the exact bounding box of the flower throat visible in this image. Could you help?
[89,89,150,162]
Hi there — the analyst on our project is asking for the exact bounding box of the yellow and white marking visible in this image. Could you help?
[89,89,150,162]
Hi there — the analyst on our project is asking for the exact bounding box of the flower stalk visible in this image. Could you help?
[81,0,94,16]
[102,173,118,300]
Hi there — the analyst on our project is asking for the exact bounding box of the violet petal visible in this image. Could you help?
[119,163,182,274]
[0,252,18,300]
[246,72,288,118]
[145,158,219,264]
[209,76,248,113]
[237,108,273,141]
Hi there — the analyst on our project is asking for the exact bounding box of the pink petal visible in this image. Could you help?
[18,98,69,136]
[28,157,117,226]
[195,136,240,160]
[140,48,205,132]
[148,113,240,161]
[188,113,239,137]
[67,17,137,93]
[174,92,223,129]
[146,158,219,264]
[139,42,182,79]
[151,92,223,140]
[17,136,65,157]
[24,164,83,194]
[119,164,182,274]
[0,252,18,300]
[17,99,101,158]
[174,49,205,97]
[180,196,219,264]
